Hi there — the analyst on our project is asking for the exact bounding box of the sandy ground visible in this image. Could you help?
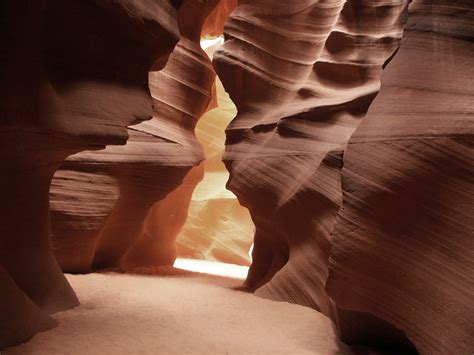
[5,269,350,354]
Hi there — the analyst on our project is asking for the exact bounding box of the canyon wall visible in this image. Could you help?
[1,0,472,353]
[326,1,474,353]
[0,0,181,348]
[50,0,222,273]
[214,0,409,318]
[216,0,473,353]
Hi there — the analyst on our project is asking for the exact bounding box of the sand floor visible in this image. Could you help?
[5,269,350,354]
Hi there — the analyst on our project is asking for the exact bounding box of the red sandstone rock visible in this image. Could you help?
[50,170,120,273]
[202,0,237,38]
[326,1,474,353]
[0,266,57,349]
[121,164,205,269]
[214,0,409,318]
[0,0,180,349]
[51,0,221,272]
[2,0,472,353]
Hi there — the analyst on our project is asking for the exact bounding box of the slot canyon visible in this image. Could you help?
[0,0,472,354]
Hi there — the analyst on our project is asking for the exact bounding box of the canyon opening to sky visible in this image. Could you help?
[173,37,254,279]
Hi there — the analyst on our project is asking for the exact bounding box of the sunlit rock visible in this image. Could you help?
[176,71,254,266]
[214,0,409,320]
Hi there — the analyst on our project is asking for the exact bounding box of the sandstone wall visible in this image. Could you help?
[50,0,221,272]
[215,0,473,353]
[326,1,474,353]
[214,0,409,318]
[0,0,181,348]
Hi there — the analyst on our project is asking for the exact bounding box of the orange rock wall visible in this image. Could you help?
[214,0,409,319]
[50,0,221,272]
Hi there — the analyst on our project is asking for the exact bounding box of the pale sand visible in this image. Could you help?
[5,270,349,354]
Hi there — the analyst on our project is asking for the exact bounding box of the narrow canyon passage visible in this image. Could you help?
[1,0,472,354]
[174,37,255,268]
[6,35,302,354]
[4,33,346,355]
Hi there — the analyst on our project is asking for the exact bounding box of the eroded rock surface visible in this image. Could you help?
[326,1,474,353]
[202,0,237,38]
[0,266,57,349]
[214,0,409,317]
[51,0,221,272]
[0,0,180,348]
[2,0,472,353]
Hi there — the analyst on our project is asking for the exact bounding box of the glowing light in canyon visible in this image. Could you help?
[173,258,249,279]
[174,39,255,267]
[200,36,224,50]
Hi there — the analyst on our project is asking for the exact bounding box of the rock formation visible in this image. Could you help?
[216,0,473,353]
[50,171,120,272]
[1,0,473,353]
[0,0,181,348]
[214,0,409,318]
[120,164,205,269]
[326,1,474,353]
[202,0,237,38]
[50,0,222,273]
[0,266,57,349]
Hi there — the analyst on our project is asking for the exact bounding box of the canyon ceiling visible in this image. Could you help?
[0,0,473,354]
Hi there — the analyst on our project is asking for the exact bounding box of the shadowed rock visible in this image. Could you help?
[326,1,474,353]
[50,0,222,273]
[0,0,180,348]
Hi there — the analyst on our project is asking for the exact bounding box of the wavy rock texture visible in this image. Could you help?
[175,42,254,266]
[0,0,180,349]
[120,164,205,269]
[326,1,474,353]
[51,0,220,273]
[202,0,237,38]
[214,0,409,317]
[50,171,120,273]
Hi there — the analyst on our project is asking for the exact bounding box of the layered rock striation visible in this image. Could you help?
[214,0,409,317]
[0,0,181,348]
[326,1,474,353]
[2,0,472,353]
[50,0,221,273]
[216,0,473,353]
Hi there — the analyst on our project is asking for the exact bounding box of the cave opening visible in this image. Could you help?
[172,36,255,279]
